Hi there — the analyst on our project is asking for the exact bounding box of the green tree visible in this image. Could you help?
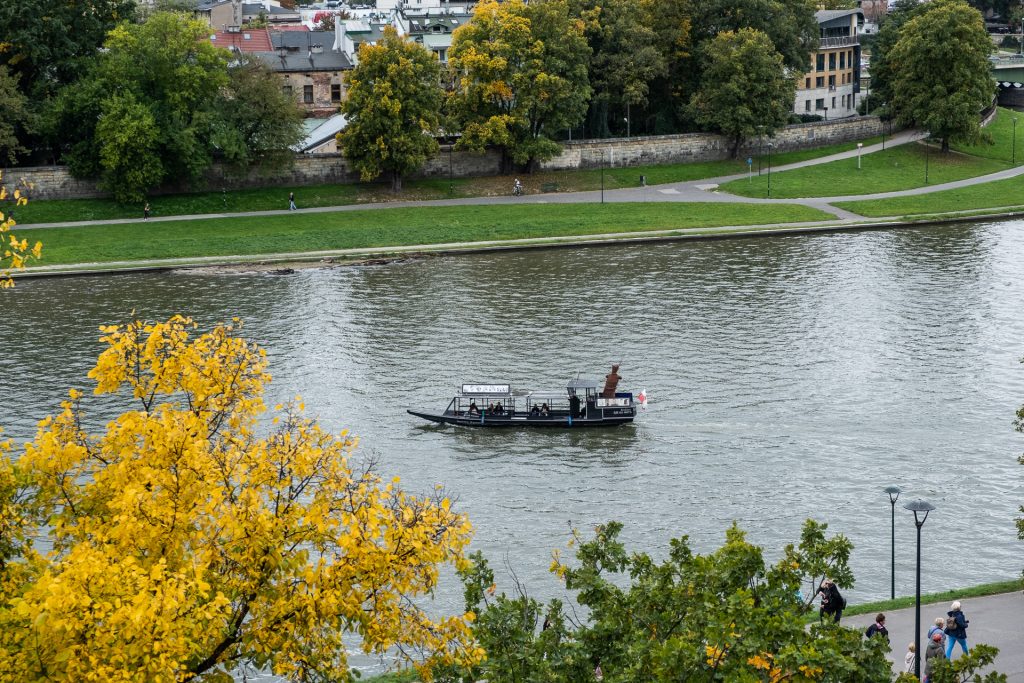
[688,0,818,74]
[437,520,891,683]
[49,12,302,202]
[690,29,796,158]
[0,0,136,98]
[894,644,1007,683]
[210,55,305,170]
[339,26,443,192]
[570,0,666,137]
[449,0,591,172]
[0,66,30,165]
[868,0,928,113]
[889,0,995,152]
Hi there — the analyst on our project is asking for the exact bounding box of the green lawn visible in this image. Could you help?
[22,202,834,267]
[719,142,1010,199]
[8,136,881,225]
[833,171,1024,217]
[953,106,1024,163]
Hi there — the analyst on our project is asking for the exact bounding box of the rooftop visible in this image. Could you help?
[210,28,274,52]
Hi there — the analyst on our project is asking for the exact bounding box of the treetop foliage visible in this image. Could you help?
[433,519,890,683]
[0,316,480,681]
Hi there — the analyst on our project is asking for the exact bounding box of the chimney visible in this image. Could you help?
[231,0,242,27]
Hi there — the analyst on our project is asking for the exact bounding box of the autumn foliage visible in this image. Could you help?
[0,316,480,681]
[0,171,40,287]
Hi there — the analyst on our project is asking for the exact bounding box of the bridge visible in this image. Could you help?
[992,56,1024,105]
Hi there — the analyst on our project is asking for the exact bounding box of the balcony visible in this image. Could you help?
[819,35,859,48]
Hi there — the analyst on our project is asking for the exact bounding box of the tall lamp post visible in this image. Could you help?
[904,499,936,680]
[884,486,902,599]
[857,142,864,170]
[924,135,930,185]
[767,142,773,198]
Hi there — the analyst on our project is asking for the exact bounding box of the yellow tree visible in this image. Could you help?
[0,316,481,682]
[0,171,40,287]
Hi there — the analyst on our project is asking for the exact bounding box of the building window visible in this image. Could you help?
[805,100,811,112]
[282,85,292,97]
[815,76,824,88]
[303,84,313,103]
[815,98,824,110]
[805,77,811,89]
[435,48,447,62]
[832,96,836,108]
[331,83,341,102]
[828,75,835,88]
[829,52,836,70]
[840,52,845,70]
[816,54,825,71]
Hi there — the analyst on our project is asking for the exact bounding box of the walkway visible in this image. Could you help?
[17,127,1013,231]
[845,591,1024,681]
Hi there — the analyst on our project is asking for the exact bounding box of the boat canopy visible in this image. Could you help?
[566,378,600,390]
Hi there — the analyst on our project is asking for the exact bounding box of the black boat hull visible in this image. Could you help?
[407,409,634,428]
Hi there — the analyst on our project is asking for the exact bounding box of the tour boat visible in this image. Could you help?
[407,365,640,428]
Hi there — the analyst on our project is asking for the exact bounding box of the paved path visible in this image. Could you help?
[845,591,1024,681]
[15,128,1003,231]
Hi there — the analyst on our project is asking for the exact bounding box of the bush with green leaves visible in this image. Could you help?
[434,520,893,682]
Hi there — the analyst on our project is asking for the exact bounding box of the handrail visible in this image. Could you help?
[818,35,859,48]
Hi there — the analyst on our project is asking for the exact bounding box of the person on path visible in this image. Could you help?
[288,192,297,211]
[143,202,150,220]
[944,600,969,658]
[903,643,916,674]
[816,578,845,623]
[864,613,889,642]
[927,616,947,648]
[924,632,946,682]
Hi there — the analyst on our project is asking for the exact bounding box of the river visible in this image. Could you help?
[2,220,1023,673]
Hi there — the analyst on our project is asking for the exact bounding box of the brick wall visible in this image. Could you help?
[7,117,885,200]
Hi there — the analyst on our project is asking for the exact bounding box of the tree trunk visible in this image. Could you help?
[941,137,950,152]
[501,149,514,175]
[731,135,743,159]
[391,170,402,193]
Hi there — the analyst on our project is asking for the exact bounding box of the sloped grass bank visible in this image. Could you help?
[23,202,834,267]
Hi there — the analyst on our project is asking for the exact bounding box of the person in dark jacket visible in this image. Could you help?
[865,613,889,642]
[924,632,946,682]
[944,600,969,658]
[816,578,845,623]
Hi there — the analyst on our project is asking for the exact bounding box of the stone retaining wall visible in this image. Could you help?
[5,117,885,201]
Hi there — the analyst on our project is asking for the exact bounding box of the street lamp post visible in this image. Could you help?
[448,143,454,196]
[884,486,902,600]
[767,142,773,198]
[601,150,606,205]
[904,499,936,680]
[857,142,864,170]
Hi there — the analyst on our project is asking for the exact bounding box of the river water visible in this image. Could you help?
[2,221,1023,672]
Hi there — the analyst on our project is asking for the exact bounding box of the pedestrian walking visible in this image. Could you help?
[944,600,969,658]
[927,616,947,648]
[924,632,946,682]
[903,643,916,674]
[864,613,889,642]
[143,202,150,220]
[816,578,846,623]
[288,192,297,211]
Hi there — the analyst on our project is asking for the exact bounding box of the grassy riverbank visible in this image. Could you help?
[21,202,834,267]
[720,143,1008,199]
[834,171,1024,217]
[721,108,1022,200]
[8,137,880,225]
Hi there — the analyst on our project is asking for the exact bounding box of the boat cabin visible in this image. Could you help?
[432,379,635,426]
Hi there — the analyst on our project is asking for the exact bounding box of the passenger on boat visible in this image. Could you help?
[468,401,480,415]
[541,403,550,416]
[530,404,541,416]
[493,403,505,415]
